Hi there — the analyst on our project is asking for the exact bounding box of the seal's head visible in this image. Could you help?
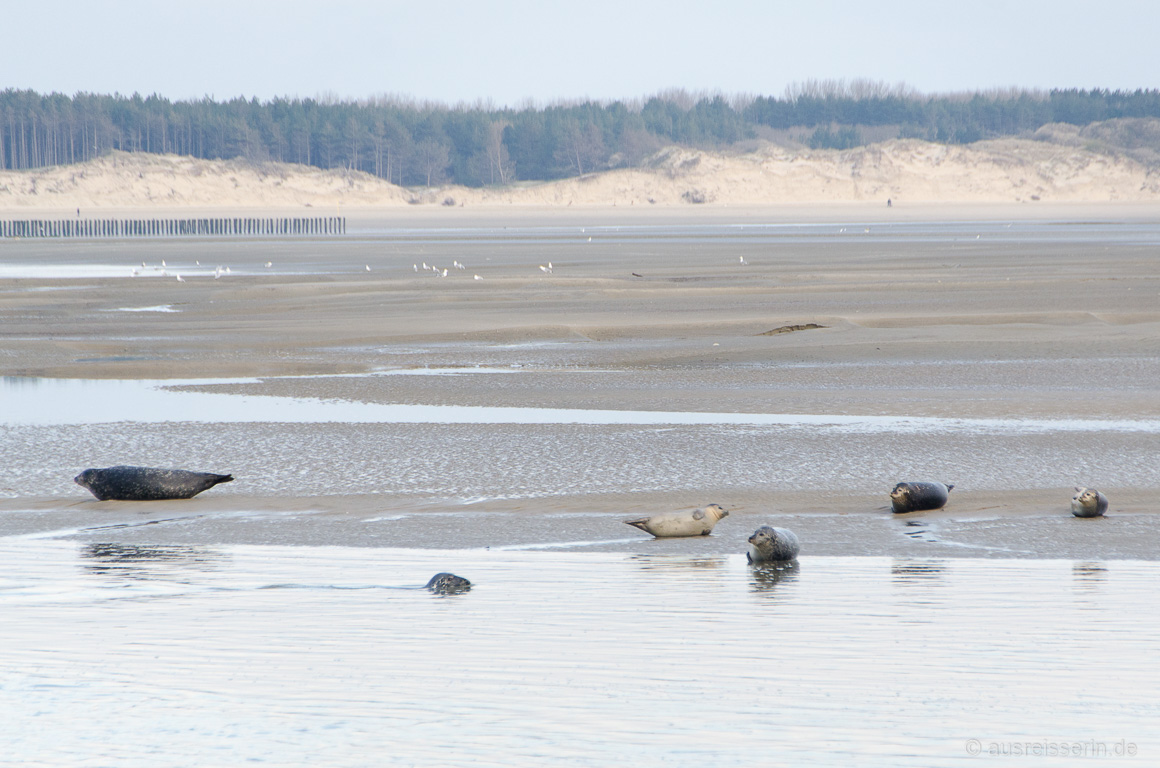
[748,526,779,550]
[890,483,913,509]
[698,504,729,522]
[426,572,472,595]
[74,469,97,493]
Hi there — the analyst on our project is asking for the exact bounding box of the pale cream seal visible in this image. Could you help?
[625,504,729,537]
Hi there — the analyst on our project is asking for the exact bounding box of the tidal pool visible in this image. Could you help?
[5,376,1159,433]
[0,540,1154,766]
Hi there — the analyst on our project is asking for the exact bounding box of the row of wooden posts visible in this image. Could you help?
[0,216,346,239]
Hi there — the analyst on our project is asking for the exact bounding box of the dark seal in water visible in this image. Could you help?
[74,465,234,501]
[425,573,472,594]
[890,482,954,514]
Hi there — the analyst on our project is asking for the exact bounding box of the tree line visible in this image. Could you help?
[3,86,1159,186]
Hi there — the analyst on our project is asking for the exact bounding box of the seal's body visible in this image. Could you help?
[747,526,800,564]
[625,504,729,538]
[890,482,953,514]
[1071,487,1108,518]
[425,573,472,594]
[74,465,234,501]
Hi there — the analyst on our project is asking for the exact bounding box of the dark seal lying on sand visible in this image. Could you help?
[74,465,234,501]
[890,482,954,514]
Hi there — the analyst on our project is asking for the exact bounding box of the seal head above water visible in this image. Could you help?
[1071,487,1108,518]
[425,573,472,594]
[747,526,800,564]
[890,482,953,514]
[625,504,729,538]
[74,465,234,501]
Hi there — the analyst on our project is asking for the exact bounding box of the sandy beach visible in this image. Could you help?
[2,203,1158,556]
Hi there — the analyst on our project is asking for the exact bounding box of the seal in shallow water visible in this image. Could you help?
[747,526,800,563]
[74,465,234,501]
[425,573,472,594]
[625,504,729,538]
[1071,487,1108,518]
[890,482,953,514]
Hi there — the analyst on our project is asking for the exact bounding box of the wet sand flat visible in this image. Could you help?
[2,206,1158,554]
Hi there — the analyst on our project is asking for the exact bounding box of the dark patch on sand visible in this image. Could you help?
[757,323,826,336]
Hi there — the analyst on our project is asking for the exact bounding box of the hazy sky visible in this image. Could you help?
[5,0,1158,105]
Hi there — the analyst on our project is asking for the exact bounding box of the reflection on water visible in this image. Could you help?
[106,304,181,313]
[749,560,800,594]
[891,559,949,612]
[891,559,947,581]
[81,542,227,579]
[1072,561,1110,601]
[629,554,728,572]
[1073,561,1109,582]
[1,541,1157,766]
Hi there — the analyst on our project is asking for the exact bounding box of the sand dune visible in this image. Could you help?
[2,136,1158,211]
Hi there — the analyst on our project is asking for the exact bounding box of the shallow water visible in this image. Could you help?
[5,375,1160,432]
[0,540,1154,766]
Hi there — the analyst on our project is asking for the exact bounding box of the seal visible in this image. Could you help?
[747,526,800,564]
[624,504,729,538]
[425,573,472,594]
[890,482,953,514]
[74,465,234,501]
[1071,487,1108,518]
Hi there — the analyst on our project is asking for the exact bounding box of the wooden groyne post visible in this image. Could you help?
[0,216,346,239]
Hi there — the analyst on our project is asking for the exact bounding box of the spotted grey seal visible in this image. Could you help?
[624,504,729,538]
[890,482,954,514]
[425,573,472,594]
[74,465,234,501]
[747,526,800,564]
[1071,487,1108,518]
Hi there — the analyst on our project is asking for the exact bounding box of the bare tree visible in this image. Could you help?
[486,120,514,184]
[415,138,450,186]
[555,120,605,175]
